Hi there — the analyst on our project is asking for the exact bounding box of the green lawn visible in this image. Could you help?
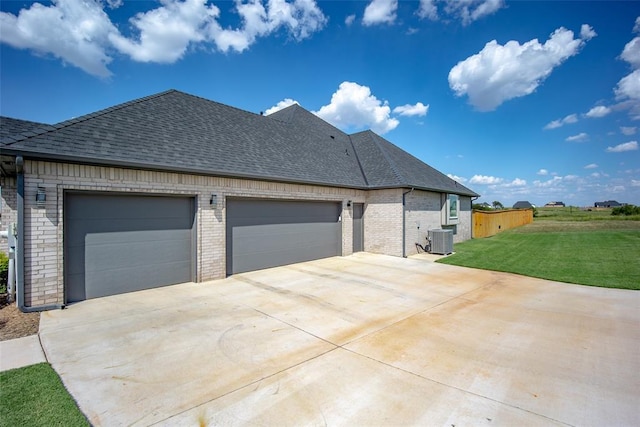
[438,220,640,290]
[0,363,89,427]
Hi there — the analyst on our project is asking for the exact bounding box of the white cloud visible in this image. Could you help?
[419,0,504,25]
[506,178,527,187]
[566,132,589,142]
[265,98,300,115]
[362,0,397,26]
[584,163,598,169]
[110,0,219,63]
[615,69,640,100]
[620,35,640,69]
[0,0,328,76]
[345,14,356,26]
[534,176,563,188]
[392,102,429,117]
[621,126,637,135]
[543,113,578,130]
[447,174,467,183]
[201,0,328,53]
[580,24,597,41]
[449,26,594,111]
[614,17,640,119]
[417,0,438,20]
[469,175,503,185]
[537,169,549,176]
[0,0,118,77]
[585,105,612,118]
[105,0,123,9]
[313,81,399,134]
[606,141,639,153]
[631,179,640,187]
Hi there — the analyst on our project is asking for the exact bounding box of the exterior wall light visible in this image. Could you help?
[210,194,218,208]
[36,187,46,207]
[347,200,352,207]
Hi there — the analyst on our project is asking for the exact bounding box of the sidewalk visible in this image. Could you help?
[0,335,47,372]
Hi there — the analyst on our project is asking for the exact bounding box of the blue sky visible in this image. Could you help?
[1,0,639,207]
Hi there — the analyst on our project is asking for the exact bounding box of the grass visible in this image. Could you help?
[0,363,89,427]
[438,211,640,290]
[534,206,640,222]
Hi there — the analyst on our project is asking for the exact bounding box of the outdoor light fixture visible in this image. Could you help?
[210,194,218,208]
[36,187,46,207]
[347,200,352,207]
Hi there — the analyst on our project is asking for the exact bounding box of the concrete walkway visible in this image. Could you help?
[36,253,640,426]
[0,334,47,371]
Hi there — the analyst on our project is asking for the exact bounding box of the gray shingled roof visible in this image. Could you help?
[0,116,53,144]
[1,90,478,196]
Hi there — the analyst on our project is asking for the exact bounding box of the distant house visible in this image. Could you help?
[513,201,533,209]
[544,201,565,208]
[594,200,622,208]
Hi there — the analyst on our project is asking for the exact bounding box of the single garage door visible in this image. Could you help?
[65,192,196,302]
[226,199,342,275]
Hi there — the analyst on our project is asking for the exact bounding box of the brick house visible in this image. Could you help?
[0,90,478,311]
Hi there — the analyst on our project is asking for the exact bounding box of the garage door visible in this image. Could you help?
[226,199,342,275]
[65,193,196,302]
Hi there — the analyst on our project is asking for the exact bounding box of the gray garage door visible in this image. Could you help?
[226,199,342,275]
[64,193,195,303]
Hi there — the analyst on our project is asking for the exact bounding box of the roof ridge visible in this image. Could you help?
[347,133,369,186]
[2,89,178,146]
[367,131,407,185]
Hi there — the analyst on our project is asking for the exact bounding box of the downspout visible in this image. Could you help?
[16,156,62,312]
[402,188,414,258]
[471,195,480,239]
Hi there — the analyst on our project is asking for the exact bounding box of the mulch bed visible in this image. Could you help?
[0,293,40,341]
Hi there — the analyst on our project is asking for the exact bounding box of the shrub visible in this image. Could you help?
[612,205,640,216]
[472,203,492,211]
[0,252,8,293]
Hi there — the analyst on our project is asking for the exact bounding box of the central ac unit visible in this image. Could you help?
[428,229,453,255]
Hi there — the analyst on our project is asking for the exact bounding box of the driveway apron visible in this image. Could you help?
[39,253,640,426]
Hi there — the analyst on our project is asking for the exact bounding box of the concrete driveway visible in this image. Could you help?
[39,253,639,426]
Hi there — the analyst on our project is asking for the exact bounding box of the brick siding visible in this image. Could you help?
[16,160,366,307]
[3,160,473,308]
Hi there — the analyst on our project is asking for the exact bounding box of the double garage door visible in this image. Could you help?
[226,199,342,275]
[64,194,341,302]
[64,193,196,303]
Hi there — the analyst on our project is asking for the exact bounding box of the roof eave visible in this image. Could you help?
[1,149,369,191]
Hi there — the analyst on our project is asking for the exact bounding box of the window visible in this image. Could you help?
[442,194,460,225]
[449,194,459,220]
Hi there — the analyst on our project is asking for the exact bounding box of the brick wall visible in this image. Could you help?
[18,160,366,308]
[364,189,403,257]
[404,190,473,256]
[457,196,472,243]
[404,190,442,256]
[8,159,474,308]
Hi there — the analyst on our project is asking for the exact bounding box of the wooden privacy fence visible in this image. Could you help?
[473,209,533,238]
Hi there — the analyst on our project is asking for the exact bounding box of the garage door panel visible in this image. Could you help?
[84,235,192,271]
[233,223,340,252]
[84,260,192,299]
[65,193,195,303]
[227,199,341,275]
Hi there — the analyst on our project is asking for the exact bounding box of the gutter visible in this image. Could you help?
[16,156,63,312]
[402,187,414,258]
[1,148,480,197]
